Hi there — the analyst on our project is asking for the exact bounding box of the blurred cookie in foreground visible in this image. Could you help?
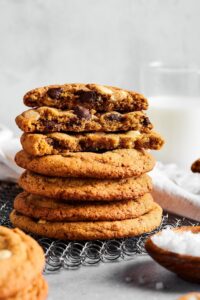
[0,226,47,299]
[178,292,200,300]
[191,158,200,173]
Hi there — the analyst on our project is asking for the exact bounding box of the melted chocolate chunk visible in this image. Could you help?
[44,120,56,130]
[142,116,151,127]
[46,137,61,149]
[43,120,62,131]
[26,98,36,105]
[75,90,99,103]
[67,117,80,127]
[106,113,123,122]
[47,88,62,99]
[74,106,91,120]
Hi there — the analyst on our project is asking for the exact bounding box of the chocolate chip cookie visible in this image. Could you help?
[16,107,153,133]
[21,131,164,156]
[191,158,200,173]
[19,171,152,201]
[14,192,154,221]
[15,149,155,179]
[23,83,148,112]
[10,203,162,240]
[0,226,46,299]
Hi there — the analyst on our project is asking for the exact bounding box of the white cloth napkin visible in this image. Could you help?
[0,125,200,221]
[0,125,22,181]
[150,163,200,222]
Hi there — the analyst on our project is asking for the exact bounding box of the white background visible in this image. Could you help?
[0,0,200,134]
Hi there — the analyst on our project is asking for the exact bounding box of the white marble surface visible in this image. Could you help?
[0,0,200,133]
[45,256,200,300]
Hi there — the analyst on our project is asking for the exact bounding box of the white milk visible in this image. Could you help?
[148,96,200,169]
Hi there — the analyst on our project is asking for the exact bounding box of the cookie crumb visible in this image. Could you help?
[38,219,46,224]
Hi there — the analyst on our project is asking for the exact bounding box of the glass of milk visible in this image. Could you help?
[140,62,200,169]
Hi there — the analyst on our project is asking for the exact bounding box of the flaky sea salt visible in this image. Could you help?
[152,228,200,257]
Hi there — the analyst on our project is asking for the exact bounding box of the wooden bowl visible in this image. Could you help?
[145,226,200,283]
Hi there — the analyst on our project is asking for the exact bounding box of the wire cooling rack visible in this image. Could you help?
[0,181,199,273]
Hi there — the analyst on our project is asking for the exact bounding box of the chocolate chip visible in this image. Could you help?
[26,98,36,105]
[75,90,99,103]
[43,120,62,131]
[15,211,21,216]
[46,137,62,148]
[74,106,91,120]
[67,117,80,127]
[106,113,123,122]
[142,117,151,127]
[44,121,56,130]
[47,88,62,99]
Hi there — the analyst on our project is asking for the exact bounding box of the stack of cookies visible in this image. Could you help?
[10,83,164,240]
[0,226,48,300]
